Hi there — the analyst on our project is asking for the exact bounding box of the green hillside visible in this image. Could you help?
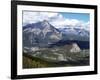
[23,53,69,68]
[23,50,89,69]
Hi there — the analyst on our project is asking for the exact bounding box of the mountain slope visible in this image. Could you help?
[23,20,89,64]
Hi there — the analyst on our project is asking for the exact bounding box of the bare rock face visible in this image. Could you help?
[23,20,62,48]
[70,43,81,53]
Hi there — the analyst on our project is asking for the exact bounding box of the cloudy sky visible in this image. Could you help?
[23,11,90,30]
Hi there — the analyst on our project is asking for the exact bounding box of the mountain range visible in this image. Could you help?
[23,20,89,49]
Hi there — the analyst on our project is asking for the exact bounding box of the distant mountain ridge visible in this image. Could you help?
[59,27,89,41]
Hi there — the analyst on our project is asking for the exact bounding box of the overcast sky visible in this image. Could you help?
[22,11,90,30]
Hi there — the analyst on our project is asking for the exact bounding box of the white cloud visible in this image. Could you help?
[23,11,58,25]
[40,12,58,18]
[23,11,89,30]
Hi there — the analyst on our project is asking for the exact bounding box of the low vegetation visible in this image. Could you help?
[23,48,89,69]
